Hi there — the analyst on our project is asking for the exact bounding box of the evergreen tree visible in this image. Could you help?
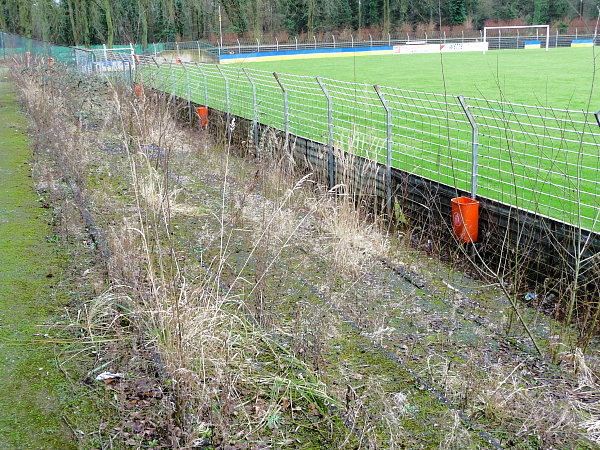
[449,0,467,24]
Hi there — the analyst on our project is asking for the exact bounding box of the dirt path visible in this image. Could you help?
[0,68,75,448]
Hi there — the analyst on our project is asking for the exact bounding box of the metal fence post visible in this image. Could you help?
[129,45,136,86]
[185,64,192,123]
[317,77,335,190]
[152,57,164,93]
[216,65,230,133]
[273,72,289,152]
[374,85,393,216]
[458,95,479,199]
[89,51,96,75]
[170,62,176,107]
[243,68,259,152]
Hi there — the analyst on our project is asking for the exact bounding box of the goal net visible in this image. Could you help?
[483,25,550,52]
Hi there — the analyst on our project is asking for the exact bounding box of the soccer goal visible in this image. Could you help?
[483,25,550,53]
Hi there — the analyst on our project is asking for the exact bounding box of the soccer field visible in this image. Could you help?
[140,47,600,231]
[232,47,599,111]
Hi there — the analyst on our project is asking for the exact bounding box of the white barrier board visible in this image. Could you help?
[393,42,489,54]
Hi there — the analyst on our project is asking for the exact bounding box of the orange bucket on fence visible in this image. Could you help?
[451,196,479,243]
[134,83,144,98]
[197,106,208,128]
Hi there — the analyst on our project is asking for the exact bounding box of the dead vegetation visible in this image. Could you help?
[9,58,600,448]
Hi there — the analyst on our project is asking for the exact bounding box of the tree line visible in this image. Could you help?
[0,0,595,47]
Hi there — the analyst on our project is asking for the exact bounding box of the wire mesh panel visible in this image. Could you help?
[322,79,388,165]
[158,40,220,63]
[133,54,600,233]
[136,56,158,90]
[380,87,473,192]
[218,66,254,120]
[310,79,385,162]
[239,69,285,131]
[466,97,600,231]
[199,65,229,114]
[186,63,209,106]
[274,72,328,143]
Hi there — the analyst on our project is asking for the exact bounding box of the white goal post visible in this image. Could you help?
[483,25,550,53]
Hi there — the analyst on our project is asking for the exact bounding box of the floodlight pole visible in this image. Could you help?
[218,5,223,49]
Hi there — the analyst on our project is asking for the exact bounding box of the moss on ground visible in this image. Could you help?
[0,68,99,448]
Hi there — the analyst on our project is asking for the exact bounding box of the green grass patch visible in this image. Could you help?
[232,48,599,110]
[0,70,76,447]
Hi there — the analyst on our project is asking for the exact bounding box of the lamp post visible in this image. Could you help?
[218,5,223,49]
[358,0,362,31]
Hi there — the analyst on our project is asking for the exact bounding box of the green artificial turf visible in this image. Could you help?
[232,47,600,110]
